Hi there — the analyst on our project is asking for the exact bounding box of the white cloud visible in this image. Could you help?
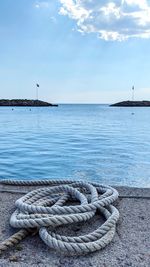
[35,1,50,9]
[59,0,150,41]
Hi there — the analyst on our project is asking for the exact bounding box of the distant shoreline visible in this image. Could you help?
[110,100,150,107]
[0,99,58,107]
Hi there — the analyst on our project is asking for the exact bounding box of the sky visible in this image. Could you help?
[1,0,150,103]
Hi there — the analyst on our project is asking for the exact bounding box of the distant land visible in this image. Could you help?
[0,99,58,107]
[110,101,150,107]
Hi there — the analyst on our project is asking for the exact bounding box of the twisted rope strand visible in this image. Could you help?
[0,179,119,255]
[0,229,34,254]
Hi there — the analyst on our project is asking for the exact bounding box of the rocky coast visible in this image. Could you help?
[110,100,150,107]
[0,99,58,107]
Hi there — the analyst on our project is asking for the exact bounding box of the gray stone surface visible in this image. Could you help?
[0,184,150,267]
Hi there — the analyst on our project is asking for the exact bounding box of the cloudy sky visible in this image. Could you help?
[1,0,150,103]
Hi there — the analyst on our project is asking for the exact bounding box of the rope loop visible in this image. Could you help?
[0,179,119,254]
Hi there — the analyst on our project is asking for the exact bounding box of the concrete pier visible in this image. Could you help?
[0,184,149,267]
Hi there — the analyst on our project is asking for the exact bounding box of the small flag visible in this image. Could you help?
[36,84,40,87]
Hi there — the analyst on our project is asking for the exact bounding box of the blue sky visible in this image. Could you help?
[1,0,150,103]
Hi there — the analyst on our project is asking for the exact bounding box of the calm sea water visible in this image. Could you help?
[0,104,150,188]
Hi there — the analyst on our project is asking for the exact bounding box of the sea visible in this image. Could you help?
[0,104,150,188]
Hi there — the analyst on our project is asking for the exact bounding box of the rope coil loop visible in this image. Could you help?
[0,179,119,254]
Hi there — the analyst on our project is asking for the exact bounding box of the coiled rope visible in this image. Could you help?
[0,179,119,255]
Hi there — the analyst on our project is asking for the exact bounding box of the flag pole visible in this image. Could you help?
[36,84,39,100]
[37,86,38,100]
[132,86,134,101]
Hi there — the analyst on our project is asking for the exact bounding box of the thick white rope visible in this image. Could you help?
[0,179,119,254]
